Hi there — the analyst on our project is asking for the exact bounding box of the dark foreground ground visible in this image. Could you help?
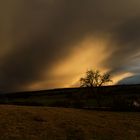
[0,105,140,140]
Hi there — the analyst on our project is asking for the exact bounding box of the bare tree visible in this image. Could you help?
[80,70,112,87]
[80,70,112,107]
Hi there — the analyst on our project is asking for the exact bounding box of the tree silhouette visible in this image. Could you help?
[80,70,112,107]
[80,70,112,87]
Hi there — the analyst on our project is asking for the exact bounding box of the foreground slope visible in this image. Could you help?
[0,105,140,140]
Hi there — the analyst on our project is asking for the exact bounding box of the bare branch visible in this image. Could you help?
[80,70,112,87]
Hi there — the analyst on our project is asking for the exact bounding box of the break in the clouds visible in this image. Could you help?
[0,0,140,92]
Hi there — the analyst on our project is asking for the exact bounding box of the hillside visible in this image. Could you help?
[0,105,139,140]
[0,85,140,110]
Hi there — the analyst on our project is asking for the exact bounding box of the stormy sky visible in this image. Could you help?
[0,0,140,92]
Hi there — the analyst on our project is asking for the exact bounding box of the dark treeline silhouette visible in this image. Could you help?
[0,84,140,111]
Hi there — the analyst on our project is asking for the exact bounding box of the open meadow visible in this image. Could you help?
[0,105,139,140]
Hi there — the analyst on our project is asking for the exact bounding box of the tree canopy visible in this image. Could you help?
[80,70,112,87]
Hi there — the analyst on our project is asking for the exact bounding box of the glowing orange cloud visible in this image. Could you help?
[28,35,136,91]
[29,36,113,90]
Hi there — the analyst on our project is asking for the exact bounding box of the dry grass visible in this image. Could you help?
[0,105,139,140]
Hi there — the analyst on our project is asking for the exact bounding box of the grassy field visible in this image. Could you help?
[0,105,139,140]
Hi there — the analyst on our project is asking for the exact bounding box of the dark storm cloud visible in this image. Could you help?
[0,0,140,91]
[118,74,140,85]
[107,17,140,75]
